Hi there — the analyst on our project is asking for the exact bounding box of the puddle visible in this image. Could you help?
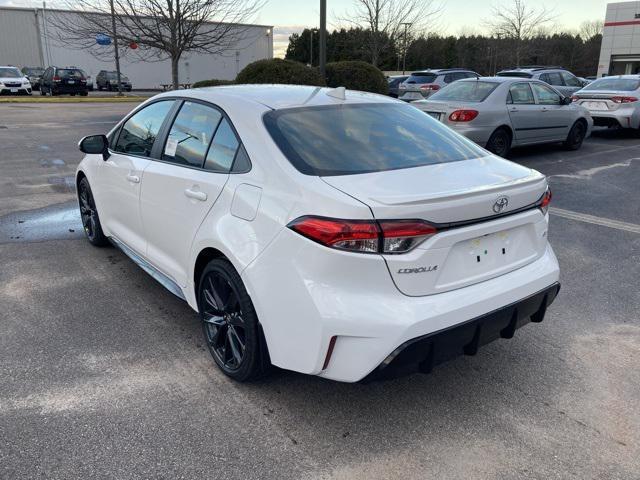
[40,159,66,167]
[0,201,84,243]
[47,175,76,193]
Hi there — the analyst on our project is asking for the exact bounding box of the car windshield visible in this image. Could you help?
[0,67,21,78]
[497,71,533,78]
[405,73,437,84]
[264,103,487,176]
[24,68,44,76]
[430,81,499,102]
[582,78,640,91]
[59,69,83,79]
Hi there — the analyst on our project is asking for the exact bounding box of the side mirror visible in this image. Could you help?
[79,134,110,161]
[561,96,572,105]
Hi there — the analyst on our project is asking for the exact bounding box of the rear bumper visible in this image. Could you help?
[445,123,494,145]
[588,106,640,129]
[363,282,560,382]
[0,87,31,95]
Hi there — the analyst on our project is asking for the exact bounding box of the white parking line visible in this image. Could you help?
[550,207,640,234]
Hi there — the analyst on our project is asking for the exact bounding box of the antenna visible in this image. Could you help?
[326,86,346,100]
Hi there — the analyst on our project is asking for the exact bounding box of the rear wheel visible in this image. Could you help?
[77,177,108,246]
[564,120,587,150]
[486,128,511,157]
[198,259,270,382]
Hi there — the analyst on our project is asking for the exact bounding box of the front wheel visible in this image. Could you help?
[486,128,511,157]
[564,121,587,150]
[78,177,109,246]
[198,259,270,382]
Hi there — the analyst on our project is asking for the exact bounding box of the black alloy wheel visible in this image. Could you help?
[78,177,108,246]
[198,259,269,381]
[486,128,511,158]
[564,121,586,150]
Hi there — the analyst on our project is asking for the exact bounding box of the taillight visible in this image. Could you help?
[449,109,479,122]
[420,83,440,91]
[53,76,61,82]
[571,95,579,102]
[538,188,552,215]
[611,96,638,104]
[288,216,437,254]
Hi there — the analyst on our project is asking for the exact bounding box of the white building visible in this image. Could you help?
[0,6,273,89]
[598,1,640,77]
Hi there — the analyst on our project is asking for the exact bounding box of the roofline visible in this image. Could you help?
[0,5,273,30]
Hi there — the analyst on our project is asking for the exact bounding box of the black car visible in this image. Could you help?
[96,70,132,91]
[387,75,408,98]
[40,67,89,96]
[21,66,45,90]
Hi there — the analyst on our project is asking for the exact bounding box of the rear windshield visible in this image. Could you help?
[405,73,437,84]
[58,69,84,79]
[497,71,533,78]
[583,78,640,91]
[264,103,487,176]
[0,67,21,78]
[430,81,499,102]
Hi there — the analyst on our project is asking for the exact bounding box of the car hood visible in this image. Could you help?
[0,76,27,83]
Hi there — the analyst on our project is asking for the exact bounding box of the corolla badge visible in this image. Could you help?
[493,196,509,213]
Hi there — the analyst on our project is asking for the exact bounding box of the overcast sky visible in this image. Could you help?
[1,0,610,57]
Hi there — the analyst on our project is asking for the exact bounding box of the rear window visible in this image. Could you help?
[0,67,21,78]
[583,78,640,91]
[264,103,487,176]
[430,81,499,102]
[58,69,83,79]
[405,73,437,84]
[497,71,533,78]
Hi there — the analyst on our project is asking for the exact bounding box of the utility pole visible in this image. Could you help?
[110,0,123,95]
[310,29,314,66]
[319,0,326,78]
[400,22,411,75]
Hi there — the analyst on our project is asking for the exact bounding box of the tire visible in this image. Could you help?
[486,128,512,157]
[77,177,109,247]
[80,91,88,97]
[40,87,46,96]
[198,259,270,382]
[564,120,587,150]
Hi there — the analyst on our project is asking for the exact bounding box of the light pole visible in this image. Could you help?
[109,0,123,95]
[400,22,412,75]
[310,29,314,66]
[319,0,326,77]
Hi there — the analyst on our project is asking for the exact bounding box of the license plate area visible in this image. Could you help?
[584,101,607,110]
[435,225,540,291]
[10,88,18,93]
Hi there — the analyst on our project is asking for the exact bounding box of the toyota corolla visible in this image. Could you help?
[75,85,560,382]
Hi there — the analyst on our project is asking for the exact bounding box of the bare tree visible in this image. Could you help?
[485,0,555,66]
[339,0,441,68]
[49,0,265,89]
[579,19,604,41]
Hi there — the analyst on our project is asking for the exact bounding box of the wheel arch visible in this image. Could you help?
[193,247,229,297]
[492,124,514,145]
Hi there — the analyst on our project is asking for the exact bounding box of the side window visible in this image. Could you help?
[162,101,222,168]
[114,100,174,156]
[531,83,561,105]
[231,145,251,173]
[543,72,563,86]
[508,83,535,104]
[204,118,240,172]
[561,72,582,87]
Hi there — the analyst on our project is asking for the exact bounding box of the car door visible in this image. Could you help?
[97,99,176,255]
[140,100,241,287]
[506,82,542,143]
[560,71,583,96]
[529,82,571,140]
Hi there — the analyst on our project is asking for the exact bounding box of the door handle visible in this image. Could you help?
[126,174,140,183]
[509,107,518,112]
[185,188,207,201]
[541,107,549,112]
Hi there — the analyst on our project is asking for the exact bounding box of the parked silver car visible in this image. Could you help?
[398,68,479,101]
[572,75,640,133]
[412,77,593,157]
[497,66,584,98]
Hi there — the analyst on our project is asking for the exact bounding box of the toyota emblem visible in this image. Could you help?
[493,196,509,213]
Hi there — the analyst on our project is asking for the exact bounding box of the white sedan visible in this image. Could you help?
[76,85,560,382]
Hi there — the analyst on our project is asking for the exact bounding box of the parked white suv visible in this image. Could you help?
[76,85,560,383]
[0,66,32,95]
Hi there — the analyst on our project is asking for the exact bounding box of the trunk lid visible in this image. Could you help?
[322,156,549,296]
[574,90,638,112]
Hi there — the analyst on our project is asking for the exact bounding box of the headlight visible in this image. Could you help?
[23,80,31,86]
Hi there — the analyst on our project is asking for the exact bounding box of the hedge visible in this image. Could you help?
[325,61,388,95]
[191,79,235,88]
[235,58,325,86]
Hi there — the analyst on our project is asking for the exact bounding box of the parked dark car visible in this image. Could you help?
[40,67,88,96]
[387,75,408,98]
[96,70,132,91]
[21,66,45,90]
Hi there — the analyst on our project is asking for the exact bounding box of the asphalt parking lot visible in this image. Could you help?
[0,102,638,479]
